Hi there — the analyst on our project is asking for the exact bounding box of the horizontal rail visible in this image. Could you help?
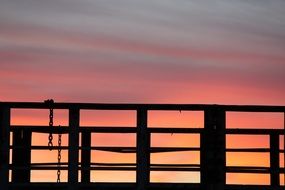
[9,126,285,135]
[9,126,137,133]
[11,145,284,154]
[1,102,285,112]
[227,166,269,173]
[226,129,285,134]
[10,146,200,153]
[149,128,202,133]
[7,183,285,190]
[9,165,285,173]
[226,148,284,153]
[227,167,285,174]
[9,126,203,134]
[11,163,200,167]
[9,166,201,172]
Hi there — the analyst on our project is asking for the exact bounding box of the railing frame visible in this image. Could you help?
[1,102,285,190]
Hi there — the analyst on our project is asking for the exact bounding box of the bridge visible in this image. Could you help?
[0,101,285,190]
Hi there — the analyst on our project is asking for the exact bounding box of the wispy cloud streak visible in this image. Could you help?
[0,0,285,104]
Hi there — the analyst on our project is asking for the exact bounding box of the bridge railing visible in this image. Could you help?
[0,102,284,190]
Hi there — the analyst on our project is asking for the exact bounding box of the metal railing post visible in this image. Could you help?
[270,132,280,187]
[0,105,10,190]
[201,107,226,190]
[81,131,91,183]
[68,107,80,190]
[12,129,32,182]
[136,108,150,190]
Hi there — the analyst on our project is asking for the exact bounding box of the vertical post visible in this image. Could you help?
[136,108,150,190]
[0,106,10,190]
[12,129,32,182]
[81,131,91,183]
[283,112,285,187]
[68,108,80,190]
[201,107,226,190]
[270,132,280,187]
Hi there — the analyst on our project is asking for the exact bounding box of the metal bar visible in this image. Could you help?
[11,130,32,182]
[283,112,285,187]
[10,126,285,135]
[30,162,68,166]
[9,145,200,153]
[150,168,200,172]
[79,127,137,133]
[10,145,69,150]
[2,102,285,112]
[150,147,200,153]
[270,132,280,187]
[16,162,196,167]
[136,108,150,190]
[226,148,270,152]
[151,163,200,167]
[7,183,284,190]
[0,102,207,110]
[226,185,285,190]
[12,165,283,173]
[10,163,200,168]
[10,126,136,133]
[16,165,276,173]
[81,131,91,183]
[10,166,69,170]
[0,106,10,190]
[226,170,269,174]
[68,108,80,190]
[149,128,203,133]
[83,146,135,152]
[227,166,270,173]
[90,163,136,166]
[10,166,201,172]
[89,147,199,153]
[82,167,135,171]
[10,126,69,133]
[226,128,284,134]
[201,107,226,190]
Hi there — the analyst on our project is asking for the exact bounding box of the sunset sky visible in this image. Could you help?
[1,0,285,185]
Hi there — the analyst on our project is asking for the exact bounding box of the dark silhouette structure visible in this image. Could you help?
[0,101,285,190]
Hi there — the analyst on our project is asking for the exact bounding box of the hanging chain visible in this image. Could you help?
[46,99,54,151]
[45,99,61,182]
[48,108,53,150]
[57,125,62,183]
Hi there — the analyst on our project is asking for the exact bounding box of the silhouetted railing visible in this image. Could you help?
[0,102,285,190]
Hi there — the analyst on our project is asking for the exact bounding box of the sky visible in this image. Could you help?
[1,0,285,185]
[1,0,285,104]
